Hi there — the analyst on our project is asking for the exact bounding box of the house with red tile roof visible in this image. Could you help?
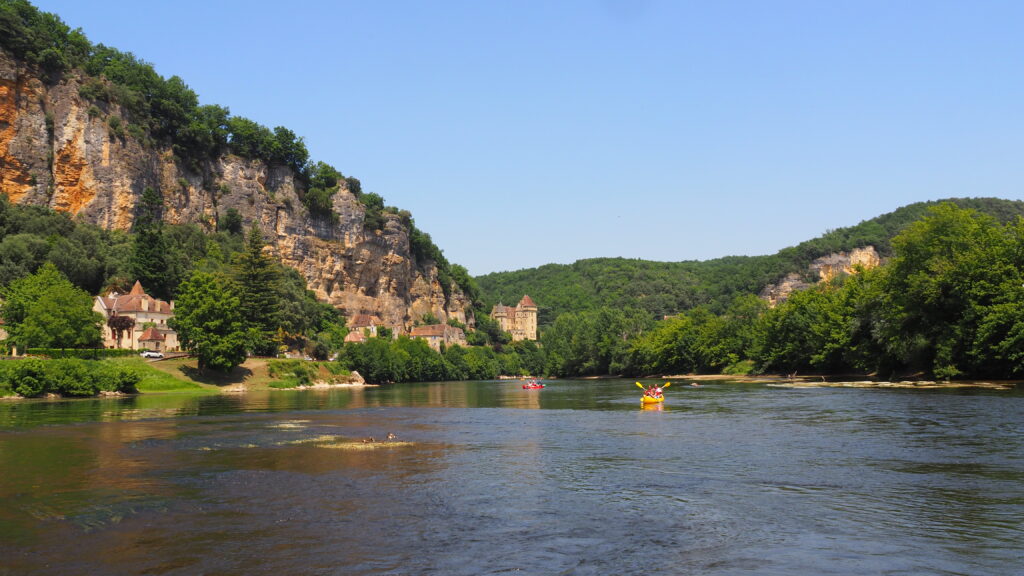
[343,331,367,344]
[348,313,383,337]
[93,281,179,351]
[409,323,467,351]
[490,295,538,341]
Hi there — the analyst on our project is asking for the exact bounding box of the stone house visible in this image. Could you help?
[491,295,538,341]
[343,331,367,344]
[93,281,179,351]
[409,323,467,351]
[348,313,383,338]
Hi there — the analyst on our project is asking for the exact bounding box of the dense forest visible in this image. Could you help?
[476,198,1024,325]
[536,203,1024,380]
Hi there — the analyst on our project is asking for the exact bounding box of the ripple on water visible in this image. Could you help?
[0,380,1021,576]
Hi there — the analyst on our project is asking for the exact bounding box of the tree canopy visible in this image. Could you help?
[476,198,1024,327]
[169,271,255,372]
[619,203,1024,380]
[1,262,102,350]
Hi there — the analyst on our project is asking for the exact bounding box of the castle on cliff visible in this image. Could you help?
[491,295,538,341]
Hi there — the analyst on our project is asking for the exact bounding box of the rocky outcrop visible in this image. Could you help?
[0,48,472,331]
[759,273,812,308]
[810,246,880,283]
[760,246,881,307]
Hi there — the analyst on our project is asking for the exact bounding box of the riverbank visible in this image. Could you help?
[660,372,1020,390]
[136,357,368,393]
[0,356,371,399]
[768,379,1019,390]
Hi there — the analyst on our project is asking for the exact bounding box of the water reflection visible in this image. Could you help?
[0,380,1021,575]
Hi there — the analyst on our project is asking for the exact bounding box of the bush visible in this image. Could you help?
[323,363,351,376]
[108,115,124,139]
[0,362,12,396]
[46,359,97,396]
[722,359,756,375]
[267,359,316,387]
[94,363,141,393]
[12,358,48,397]
[26,348,138,359]
[3,358,141,397]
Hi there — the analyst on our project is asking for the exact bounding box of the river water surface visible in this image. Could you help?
[1,379,1022,575]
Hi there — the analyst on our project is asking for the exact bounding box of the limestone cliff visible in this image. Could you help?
[759,246,881,307]
[0,48,472,330]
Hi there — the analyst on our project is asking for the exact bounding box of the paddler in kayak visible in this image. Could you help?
[638,382,668,399]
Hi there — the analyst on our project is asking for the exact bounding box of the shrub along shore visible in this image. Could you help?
[0,356,367,399]
[0,357,140,397]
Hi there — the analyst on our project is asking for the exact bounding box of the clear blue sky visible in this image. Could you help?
[32,0,1024,276]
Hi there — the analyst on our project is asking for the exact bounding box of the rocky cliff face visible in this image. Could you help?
[759,246,881,307]
[0,48,472,330]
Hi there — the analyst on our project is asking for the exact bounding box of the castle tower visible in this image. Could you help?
[517,295,538,341]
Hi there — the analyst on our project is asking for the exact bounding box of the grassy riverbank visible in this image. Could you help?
[111,357,282,393]
[0,355,367,399]
[132,357,361,391]
[1,357,291,397]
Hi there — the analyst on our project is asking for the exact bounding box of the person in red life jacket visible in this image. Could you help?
[644,384,662,398]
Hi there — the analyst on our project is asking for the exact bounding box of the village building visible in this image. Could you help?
[343,331,367,344]
[409,323,467,351]
[93,281,179,351]
[490,295,538,341]
[348,313,384,338]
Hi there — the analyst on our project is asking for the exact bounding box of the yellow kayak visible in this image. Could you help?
[640,395,664,404]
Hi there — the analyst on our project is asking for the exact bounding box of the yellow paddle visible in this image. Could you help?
[635,381,645,390]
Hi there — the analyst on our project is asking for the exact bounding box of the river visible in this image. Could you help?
[0,379,1021,575]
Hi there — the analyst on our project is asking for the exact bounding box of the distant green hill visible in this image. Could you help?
[475,198,1024,325]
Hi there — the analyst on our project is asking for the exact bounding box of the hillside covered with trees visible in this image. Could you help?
[525,202,1024,380]
[476,198,1024,325]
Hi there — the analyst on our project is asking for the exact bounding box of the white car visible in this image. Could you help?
[140,350,164,359]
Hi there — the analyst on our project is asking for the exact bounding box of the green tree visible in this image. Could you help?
[219,208,243,235]
[542,307,651,376]
[1,262,102,350]
[969,218,1024,377]
[752,283,849,375]
[0,233,50,286]
[129,187,170,299]
[877,203,1005,377]
[234,225,280,355]
[169,271,255,372]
